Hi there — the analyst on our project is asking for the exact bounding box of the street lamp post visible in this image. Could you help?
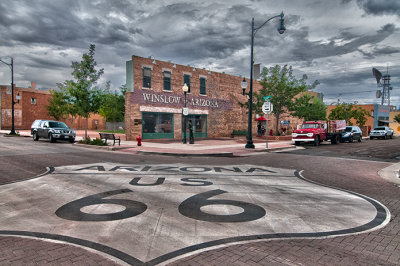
[242,12,285,149]
[182,83,189,144]
[0,57,16,135]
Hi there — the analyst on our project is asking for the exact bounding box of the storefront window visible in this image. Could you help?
[183,115,207,138]
[142,112,174,139]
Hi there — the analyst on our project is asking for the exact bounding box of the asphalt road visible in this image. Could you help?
[0,135,399,265]
[284,136,400,162]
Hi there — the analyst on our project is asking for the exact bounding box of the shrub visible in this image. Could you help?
[78,137,108,146]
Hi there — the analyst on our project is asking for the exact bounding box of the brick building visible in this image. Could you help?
[0,84,105,131]
[125,55,308,141]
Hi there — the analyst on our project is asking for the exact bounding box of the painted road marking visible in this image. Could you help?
[0,163,390,265]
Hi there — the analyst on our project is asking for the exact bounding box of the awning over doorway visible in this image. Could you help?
[255,117,269,121]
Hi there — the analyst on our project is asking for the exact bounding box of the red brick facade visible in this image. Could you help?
[0,86,105,130]
[125,55,307,140]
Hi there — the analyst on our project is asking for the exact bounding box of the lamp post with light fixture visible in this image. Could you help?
[241,12,286,148]
[0,57,18,135]
[182,83,189,144]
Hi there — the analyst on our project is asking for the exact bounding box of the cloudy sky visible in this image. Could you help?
[0,0,399,106]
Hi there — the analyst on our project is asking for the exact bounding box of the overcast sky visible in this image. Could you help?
[0,0,399,106]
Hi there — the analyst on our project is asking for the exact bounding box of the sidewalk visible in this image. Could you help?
[2,129,298,156]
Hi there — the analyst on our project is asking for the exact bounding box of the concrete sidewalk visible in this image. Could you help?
[2,129,298,156]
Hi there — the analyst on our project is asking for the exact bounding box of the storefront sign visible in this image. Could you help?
[130,89,232,110]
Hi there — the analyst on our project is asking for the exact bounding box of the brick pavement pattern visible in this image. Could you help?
[0,236,120,266]
[168,168,400,266]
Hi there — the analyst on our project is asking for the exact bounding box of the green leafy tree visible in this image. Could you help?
[58,44,104,139]
[328,102,370,127]
[99,84,126,122]
[252,65,319,135]
[352,106,370,127]
[394,113,400,123]
[47,88,70,121]
[291,94,327,121]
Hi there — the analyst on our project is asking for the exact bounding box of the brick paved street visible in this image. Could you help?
[0,135,398,265]
[169,159,400,266]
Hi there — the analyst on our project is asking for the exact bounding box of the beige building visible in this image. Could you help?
[390,111,400,135]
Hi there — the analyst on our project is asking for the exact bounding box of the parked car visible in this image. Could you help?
[31,120,76,143]
[341,126,363,143]
[31,119,42,135]
[370,126,394,140]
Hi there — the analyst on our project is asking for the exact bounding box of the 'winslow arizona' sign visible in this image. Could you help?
[130,89,233,110]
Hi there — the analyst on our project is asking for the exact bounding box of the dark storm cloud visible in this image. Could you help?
[289,23,398,62]
[356,0,400,16]
[1,0,399,105]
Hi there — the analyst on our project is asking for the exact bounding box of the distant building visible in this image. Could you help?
[0,84,105,131]
[389,111,400,136]
[326,104,397,135]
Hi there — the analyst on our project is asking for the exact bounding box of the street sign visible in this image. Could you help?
[263,96,271,101]
[262,102,273,114]
[182,107,189,116]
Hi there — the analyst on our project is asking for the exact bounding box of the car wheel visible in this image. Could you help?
[33,132,39,141]
[295,141,301,146]
[69,138,75,143]
[390,134,393,139]
[49,133,56,143]
[349,136,353,143]
[358,136,362,142]
[314,135,320,146]
[384,134,387,140]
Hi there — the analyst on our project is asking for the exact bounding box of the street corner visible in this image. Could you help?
[0,163,391,265]
[378,161,400,186]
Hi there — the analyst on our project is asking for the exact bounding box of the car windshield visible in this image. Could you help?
[345,127,353,132]
[374,127,385,130]
[49,121,69,128]
[302,124,319,129]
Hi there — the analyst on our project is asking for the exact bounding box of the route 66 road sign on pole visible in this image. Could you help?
[262,102,273,114]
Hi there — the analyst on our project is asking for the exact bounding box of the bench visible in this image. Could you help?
[231,130,247,138]
[99,133,121,146]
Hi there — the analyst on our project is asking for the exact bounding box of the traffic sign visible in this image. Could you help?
[262,102,273,114]
[182,107,189,116]
[263,96,272,101]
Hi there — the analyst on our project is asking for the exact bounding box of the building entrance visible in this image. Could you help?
[182,115,207,138]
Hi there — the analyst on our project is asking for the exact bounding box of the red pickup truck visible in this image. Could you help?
[292,120,346,146]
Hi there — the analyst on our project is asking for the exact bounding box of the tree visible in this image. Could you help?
[253,65,319,135]
[98,84,126,122]
[58,44,104,139]
[47,88,70,121]
[352,106,370,127]
[291,94,327,121]
[328,102,370,127]
[394,113,400,123]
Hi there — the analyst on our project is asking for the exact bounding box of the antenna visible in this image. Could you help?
[372,67,382,84]
[373,66,391,105]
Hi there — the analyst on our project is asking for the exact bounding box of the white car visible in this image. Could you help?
[370,126,394,140]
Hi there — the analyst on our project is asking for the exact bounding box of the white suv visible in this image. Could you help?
[370,126,394,140]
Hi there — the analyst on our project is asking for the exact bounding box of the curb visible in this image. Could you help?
[73,143,134,151]
[378,162,400,186]
[136,150,234,157]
